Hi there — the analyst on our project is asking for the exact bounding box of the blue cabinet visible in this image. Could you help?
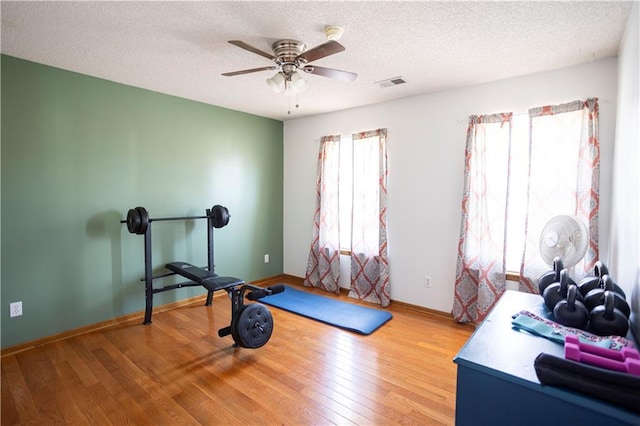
[453,290,639,425]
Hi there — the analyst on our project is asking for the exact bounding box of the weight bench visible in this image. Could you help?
[166,262,244,292]
[121,205,284,349]
[166,261,284,348]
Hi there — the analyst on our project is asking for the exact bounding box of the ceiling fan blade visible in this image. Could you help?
[222,66,277,77]
[297,40,345,63]
[228,40,275,60]
[302,65,357,82]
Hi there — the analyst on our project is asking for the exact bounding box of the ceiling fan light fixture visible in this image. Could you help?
[266,72,286,92]
[289,72,308,94]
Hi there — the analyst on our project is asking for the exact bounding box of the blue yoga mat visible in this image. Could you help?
[260,285,392,335]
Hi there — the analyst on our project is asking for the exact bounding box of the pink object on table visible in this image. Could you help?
[564,334,640,376]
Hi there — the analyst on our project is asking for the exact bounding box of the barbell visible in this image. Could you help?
[123,205,230,234]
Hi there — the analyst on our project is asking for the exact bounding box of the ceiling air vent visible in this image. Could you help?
[375,76,407,88]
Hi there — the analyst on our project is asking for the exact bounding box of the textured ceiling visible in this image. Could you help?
[0,1,633,121]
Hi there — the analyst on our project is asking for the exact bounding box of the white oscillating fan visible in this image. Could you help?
[539,215,589,268]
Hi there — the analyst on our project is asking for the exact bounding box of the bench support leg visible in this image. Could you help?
[205,290,214,306]
[143,226,153,325]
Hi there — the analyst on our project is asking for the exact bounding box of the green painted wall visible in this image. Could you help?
[1,55,284,349]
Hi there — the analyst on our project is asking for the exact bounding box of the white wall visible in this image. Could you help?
[609,2,639,338]
[284,57,618,313]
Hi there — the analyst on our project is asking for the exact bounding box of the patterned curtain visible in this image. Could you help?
[453,113,512,323]
[519,99,600,291]
[304,135,341,293]
[349,129,390,307]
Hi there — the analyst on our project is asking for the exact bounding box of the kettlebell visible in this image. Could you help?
[577,260,607,297]
[552,284,589,329]
[543,269,582,312]
[577,261,627,299]
[604,273,626,300]
[583,275,631,318]
[595,260,609,276]
[588,291,629,337]
[538,257,564,295]
[593,261,627,299]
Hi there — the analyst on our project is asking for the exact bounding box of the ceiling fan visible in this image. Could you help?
[222,33,357,94]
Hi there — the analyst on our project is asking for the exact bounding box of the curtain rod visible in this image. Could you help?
[456,98,607,123]
[456,111,528,123]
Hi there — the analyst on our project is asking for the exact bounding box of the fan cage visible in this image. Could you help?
[539,215,588,268]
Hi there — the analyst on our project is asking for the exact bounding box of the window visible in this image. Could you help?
[504,112,589,273]
[304,129,390,306]
[453,99,599,323]
[338,134,383,256]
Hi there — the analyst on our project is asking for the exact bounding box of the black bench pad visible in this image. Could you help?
[165,262,244,291]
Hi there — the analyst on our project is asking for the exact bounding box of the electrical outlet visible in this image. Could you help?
[424,276,432,288]
[264,254,270,263]
[10,301,23,318]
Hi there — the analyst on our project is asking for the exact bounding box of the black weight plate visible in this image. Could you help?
[211,205,230,229]
[232,304,273,349]
[126,208,141,234]
[135,206,149,235]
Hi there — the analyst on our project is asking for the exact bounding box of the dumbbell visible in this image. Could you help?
[564,334,640,376]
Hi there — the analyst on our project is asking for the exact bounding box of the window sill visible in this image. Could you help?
[506,271,520,282]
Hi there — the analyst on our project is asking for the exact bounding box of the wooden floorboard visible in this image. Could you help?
[1,282,473,425]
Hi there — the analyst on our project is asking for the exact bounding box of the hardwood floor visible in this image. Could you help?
[1,283,473,425]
